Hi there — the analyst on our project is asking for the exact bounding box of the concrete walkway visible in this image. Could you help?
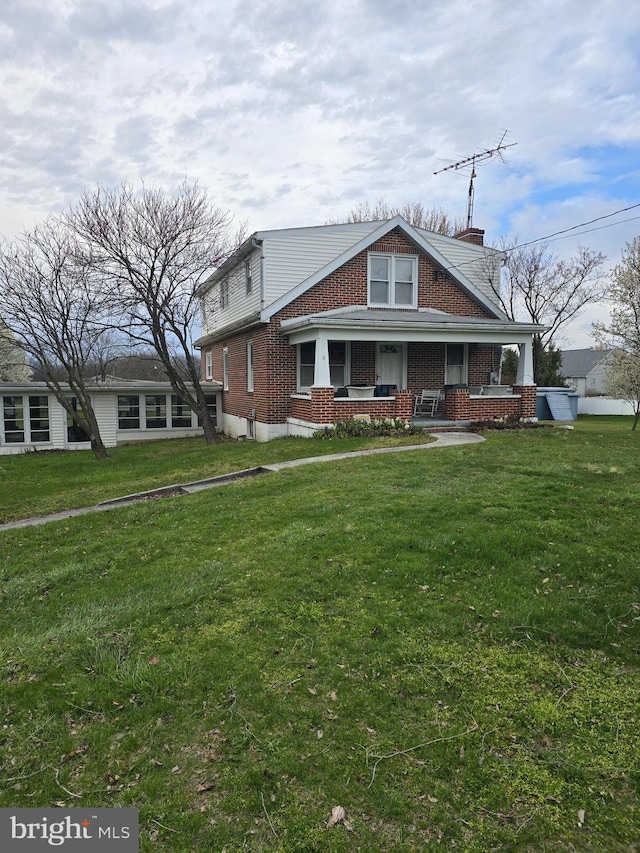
[0,432,484,532]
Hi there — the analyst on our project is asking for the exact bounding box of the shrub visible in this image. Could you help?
[314,417,419,439]
[467,415,548,432]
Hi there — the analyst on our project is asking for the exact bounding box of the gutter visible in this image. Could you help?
[194,311,263,348]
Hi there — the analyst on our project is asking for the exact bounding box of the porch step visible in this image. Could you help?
[420,423,470,434]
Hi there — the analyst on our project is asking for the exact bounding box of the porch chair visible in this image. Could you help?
[413,389,441,418]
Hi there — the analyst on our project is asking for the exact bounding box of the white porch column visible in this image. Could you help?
[312,334,332,387]
[516,339,535,385]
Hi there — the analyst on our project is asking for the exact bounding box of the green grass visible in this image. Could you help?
[0,417,639,851]
[0,432,432,524]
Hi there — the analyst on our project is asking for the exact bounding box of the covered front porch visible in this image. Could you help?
[280,308,541,434]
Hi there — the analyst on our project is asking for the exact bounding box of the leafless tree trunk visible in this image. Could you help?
[66,182,237,445]
[486,239,606,384]
[0,220,115,460]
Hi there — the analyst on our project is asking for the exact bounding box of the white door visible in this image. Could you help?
[376,343,405,389]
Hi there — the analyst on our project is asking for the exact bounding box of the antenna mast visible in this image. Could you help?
[434,131,517,228]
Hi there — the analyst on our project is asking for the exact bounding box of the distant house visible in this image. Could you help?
[195,216,543,440]
[559,349,612,396]
[0,377,221,455]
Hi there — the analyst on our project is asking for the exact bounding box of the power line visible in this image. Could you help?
[509,202,640,252]
[438,202,640,277]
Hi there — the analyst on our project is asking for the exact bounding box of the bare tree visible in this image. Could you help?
[594,236,640,430]
[487,239,606,384]
[329,199,465,235]
[0,220,116,459]
[0,324,33,381]
[66,182,236,444]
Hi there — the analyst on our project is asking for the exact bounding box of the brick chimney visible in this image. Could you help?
[454,227,485,246]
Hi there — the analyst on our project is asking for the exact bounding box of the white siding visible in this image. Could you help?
[418,230,503,307]
[261,224,378,306]
[93,394,118,447]
[49,397,67,448]
[201,248,262,337]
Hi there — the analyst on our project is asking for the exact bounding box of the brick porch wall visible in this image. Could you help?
[290,388,413,424]
[444,387,538,421]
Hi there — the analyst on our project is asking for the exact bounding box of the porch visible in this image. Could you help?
[288,384,537,431]
[280,307,542,435]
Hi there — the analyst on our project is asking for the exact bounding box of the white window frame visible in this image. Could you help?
[220,278,230,310]
[245,258,253,294]
[205,350,213,380]
[297,341,349,392]
[445,343,468,385]
[2,394,50,444]
[368,253,418,309]
[247,341,254,392]
[223,347,229,391]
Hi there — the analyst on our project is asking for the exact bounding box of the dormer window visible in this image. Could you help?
[368,254,417,308]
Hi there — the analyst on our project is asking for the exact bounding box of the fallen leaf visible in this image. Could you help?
[308,687,317,695]
[329,691,338,702]
[326,805,353,831]
[149,656,159,665]
[578,808,585,827]
[316,729,323,739]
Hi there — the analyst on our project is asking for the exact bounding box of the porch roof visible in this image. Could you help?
[280,306,544,344]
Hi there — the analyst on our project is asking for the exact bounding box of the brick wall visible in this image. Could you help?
[297,387,413,424]
[444,387,538,421]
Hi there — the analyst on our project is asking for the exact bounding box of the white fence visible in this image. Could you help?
[578,397,637,416]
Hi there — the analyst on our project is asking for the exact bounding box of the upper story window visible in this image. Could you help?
[245,258,253,294]
[220,278,230,310]
[205,351,213,380]
[368,254,417,308]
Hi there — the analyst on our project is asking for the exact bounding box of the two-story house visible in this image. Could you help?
[195,216,541,440]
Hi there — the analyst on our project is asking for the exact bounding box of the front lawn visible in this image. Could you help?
[0,432,432,524]
[0,418,638,851]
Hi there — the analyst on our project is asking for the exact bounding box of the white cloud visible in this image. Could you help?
[1,0,640,344]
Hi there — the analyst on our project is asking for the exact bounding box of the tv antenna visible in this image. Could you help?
[434,131,517,228]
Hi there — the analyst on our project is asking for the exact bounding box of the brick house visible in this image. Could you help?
[195,216,541,440]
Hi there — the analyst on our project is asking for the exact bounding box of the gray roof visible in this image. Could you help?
[560,349,611,378]
[280,306,542,334]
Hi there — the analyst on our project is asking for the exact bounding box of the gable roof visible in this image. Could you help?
[560,349,612,378]
[260,215,508,322]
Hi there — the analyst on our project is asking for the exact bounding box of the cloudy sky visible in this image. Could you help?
[2,0,640,345]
